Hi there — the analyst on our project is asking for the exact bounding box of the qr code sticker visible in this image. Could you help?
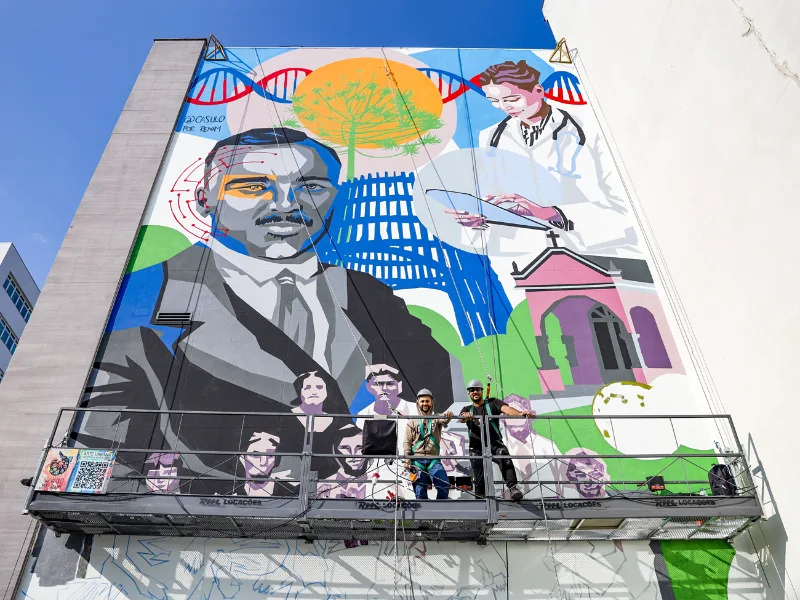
[71,461,111,492]
[67,450,116,494]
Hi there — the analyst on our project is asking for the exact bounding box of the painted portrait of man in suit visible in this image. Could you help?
[77,128,456,493]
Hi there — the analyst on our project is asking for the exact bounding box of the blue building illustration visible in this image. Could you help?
[315,172,512,345]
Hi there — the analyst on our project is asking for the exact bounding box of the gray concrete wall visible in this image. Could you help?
[0,38,205,598]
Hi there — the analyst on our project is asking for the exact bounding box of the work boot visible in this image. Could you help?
[509,485,523,502]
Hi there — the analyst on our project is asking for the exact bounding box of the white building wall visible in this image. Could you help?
[544,0,800,592]
[0,243,40,375]
[14,535,777,600]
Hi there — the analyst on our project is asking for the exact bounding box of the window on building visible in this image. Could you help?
[589,304,636,372]
[0,367,4,383]
[630,306,672,368]
[0,314,19,354]
[3,274,33,322]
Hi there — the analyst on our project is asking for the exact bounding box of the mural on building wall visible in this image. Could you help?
[16,534,777,600]
[74,46,721,502]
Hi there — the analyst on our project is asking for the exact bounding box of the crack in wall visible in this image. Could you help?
[731,0,800,88]
[543,0,800,89]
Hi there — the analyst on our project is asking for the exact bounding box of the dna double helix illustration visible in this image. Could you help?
[416,68,486,103]
[188,67,313,105]
[186,65,587,107]
[541,71,585,105]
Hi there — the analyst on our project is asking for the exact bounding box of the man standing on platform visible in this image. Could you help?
[459,379,534,502]
[404,389,453,500]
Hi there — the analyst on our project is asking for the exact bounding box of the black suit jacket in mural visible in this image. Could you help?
[78,245,458,491]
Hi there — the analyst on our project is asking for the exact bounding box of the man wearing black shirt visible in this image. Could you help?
[459,379,535,501]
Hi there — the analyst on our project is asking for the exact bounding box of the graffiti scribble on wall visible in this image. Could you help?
[16,535,769,600]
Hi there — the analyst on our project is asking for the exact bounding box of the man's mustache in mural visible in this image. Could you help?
[254,209,313,229]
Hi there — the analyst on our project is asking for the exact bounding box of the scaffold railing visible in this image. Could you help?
[23,408,762,542]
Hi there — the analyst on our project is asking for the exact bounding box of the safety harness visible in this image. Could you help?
[410,417,441,472]
[470,400,502,442]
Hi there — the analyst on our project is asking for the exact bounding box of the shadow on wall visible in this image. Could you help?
[745,433,793,597]
[14,532,785,599]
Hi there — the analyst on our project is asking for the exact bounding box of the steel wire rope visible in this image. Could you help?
[394,450,400,600]
[376,48,590,439]
[680,454,760,496]
[585,74,749,503]
[400,516,417,600]
[254,50,422,541]
[253,60,498,559]
[376,51,738,494]
[382,48,748,536]
[569,50,734,453]
[170,120,254,484]
[256,53,737,555]
[252,49,382,401]
[79,61,260,491]
[371,64,564,575]
[136,63,262,487]
[377,48,600,477]
[375,55,591,569]
[253,53,443,405]
[529,423,565,600]
[456,48,501,385]
[377,48,496,385]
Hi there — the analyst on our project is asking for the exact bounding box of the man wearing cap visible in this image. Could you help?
[403,389,454,500]
[459,379,534,501]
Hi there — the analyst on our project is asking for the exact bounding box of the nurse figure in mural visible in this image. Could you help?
[445,59,636,255]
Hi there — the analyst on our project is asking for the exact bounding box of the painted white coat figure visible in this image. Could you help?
[465,59,637,255]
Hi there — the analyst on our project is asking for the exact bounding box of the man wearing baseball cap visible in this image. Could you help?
[459,379,534,501]
[403,389,454,500]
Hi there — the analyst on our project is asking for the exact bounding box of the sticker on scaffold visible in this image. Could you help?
[35,449,79,492]
[66,450,117,494]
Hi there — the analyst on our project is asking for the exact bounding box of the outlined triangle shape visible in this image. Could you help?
[205,34,227,61]
[549,38,573,64]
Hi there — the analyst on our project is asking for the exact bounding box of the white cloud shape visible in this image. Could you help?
[592,374,717,459]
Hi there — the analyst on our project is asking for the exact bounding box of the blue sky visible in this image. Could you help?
[0,0,554,286]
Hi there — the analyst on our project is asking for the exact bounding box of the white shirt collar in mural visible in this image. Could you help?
[208,238,321,284]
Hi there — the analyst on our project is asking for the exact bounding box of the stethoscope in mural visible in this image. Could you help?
[185,65,587,107]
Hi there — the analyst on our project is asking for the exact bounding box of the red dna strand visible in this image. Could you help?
[541,71,587,105]
[187,67,313,106]
[186,65,585,107]
[416,68,487,103]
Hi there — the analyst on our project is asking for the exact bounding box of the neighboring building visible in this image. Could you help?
[0,243,39,383]
[0,14,794,599]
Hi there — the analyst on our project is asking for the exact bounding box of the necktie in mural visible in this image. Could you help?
[275,270,314,356]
